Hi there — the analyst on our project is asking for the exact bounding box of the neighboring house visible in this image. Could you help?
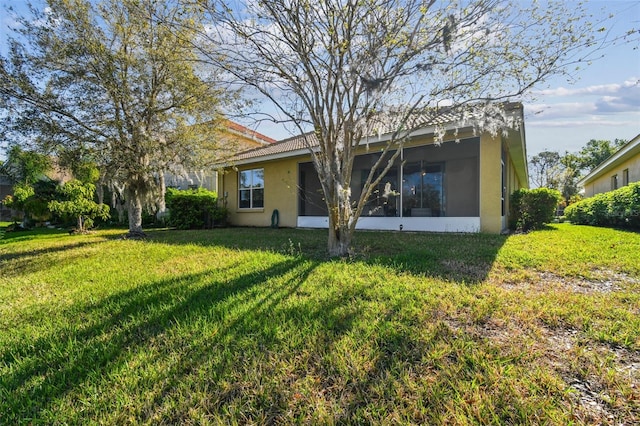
[578,134,640,197]
[215,104,529,234]
[165,119,276,191]
[0,174,14,221]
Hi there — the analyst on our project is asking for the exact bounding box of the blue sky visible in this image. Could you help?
[248,0,640,156]
[522,1,640,156]
[1,0,639,158]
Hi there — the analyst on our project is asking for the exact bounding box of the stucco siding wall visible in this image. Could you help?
[479,133,503,233]
[225,157,301,228]
[224,130,522,235]
[583,154,640,197]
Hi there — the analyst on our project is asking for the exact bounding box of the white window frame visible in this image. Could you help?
[238,168,264,209]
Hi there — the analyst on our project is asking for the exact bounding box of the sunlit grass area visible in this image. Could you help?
[1,223,638,424]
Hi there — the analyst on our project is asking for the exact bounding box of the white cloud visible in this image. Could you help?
[525,77,640,125]
[525,102,599,120]
[526,118,639,128]
[533,78,639,96]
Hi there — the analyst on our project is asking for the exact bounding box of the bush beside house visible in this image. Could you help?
[165,188,228,229]
[565,182,640,228]
[509,188,562,232]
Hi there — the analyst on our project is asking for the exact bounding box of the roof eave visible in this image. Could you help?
[577,134,640,187]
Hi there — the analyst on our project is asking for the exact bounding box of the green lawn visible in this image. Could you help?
[1,224,638,424]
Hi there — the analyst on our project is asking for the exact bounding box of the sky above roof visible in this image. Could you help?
[522,1,640,156]
[1,0,638,159]
[242,0,640,157]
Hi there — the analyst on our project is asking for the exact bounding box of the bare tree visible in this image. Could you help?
[194,0,624,256]
[0,0,232,237]
[529,150,563,189]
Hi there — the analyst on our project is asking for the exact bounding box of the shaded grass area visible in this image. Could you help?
[0,224,638,424]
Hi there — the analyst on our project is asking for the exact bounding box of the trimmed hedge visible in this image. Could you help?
[509,187,561,232]
[565,182,640,228]
[165,188,228,229]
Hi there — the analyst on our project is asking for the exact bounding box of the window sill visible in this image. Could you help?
[236,208,265,213]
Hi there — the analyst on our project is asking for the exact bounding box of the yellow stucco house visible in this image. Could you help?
[216,104,529,234]
[578,134,640,198]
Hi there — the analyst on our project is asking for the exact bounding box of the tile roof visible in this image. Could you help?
[233,132,318,161]
[230,102,523,163]
[223,119,277,145]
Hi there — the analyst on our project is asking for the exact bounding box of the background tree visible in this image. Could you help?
[529,150,563,189]
[577,139,627,172]
[0,0,231,238]
[0,146,51,185]
[528,150,581,202]
[48,179,110,232]
[200,0,615,256]
[558,152,582,202]
[2,179,60,226]
[0,146,55,226]
[528,138,628,204]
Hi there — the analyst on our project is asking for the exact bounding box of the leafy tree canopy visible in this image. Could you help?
[1,0,233,238]
[577,139,627,172]
[0,146,51,184]
[529,138,629,203]
[48,179,110,232]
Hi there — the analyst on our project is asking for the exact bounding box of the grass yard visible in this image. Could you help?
[0,224,638,424]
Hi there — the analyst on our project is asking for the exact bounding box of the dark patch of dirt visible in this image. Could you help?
[441,316,639,424]
[501,270,639,294]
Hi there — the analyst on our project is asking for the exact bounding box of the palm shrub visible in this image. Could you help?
[509,188,561,232]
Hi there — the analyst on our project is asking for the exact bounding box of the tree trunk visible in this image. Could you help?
[326,189,355,258]
[96,179,104,205]
[156,172,166,222]
[125,188,146,238]
[327,220,353,257]
[77,215,84,233]
[112,190,126,224]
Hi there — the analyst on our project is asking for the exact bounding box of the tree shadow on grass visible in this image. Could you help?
[146,227,509,285]
[0,240,104,278]
[1,229,553,424]
[1,226,509,285]
[1,257,319,424]
[0,227,69,243]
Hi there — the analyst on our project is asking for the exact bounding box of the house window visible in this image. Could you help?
[402,161,444,217]
[351,153,400,217]
[296,137,480,218]
[623,169,629,186]
[611,174,618,191]
[239,168,264,209]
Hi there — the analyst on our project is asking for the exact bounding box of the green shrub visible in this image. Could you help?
[566,182,640,228]
[509,187,561,232]
[48,180,110,232]
[165,188,227,229]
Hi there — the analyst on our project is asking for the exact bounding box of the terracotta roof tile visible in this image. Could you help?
[233,132,319,161]
[230,103,523,163]
[223,119,277,145]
